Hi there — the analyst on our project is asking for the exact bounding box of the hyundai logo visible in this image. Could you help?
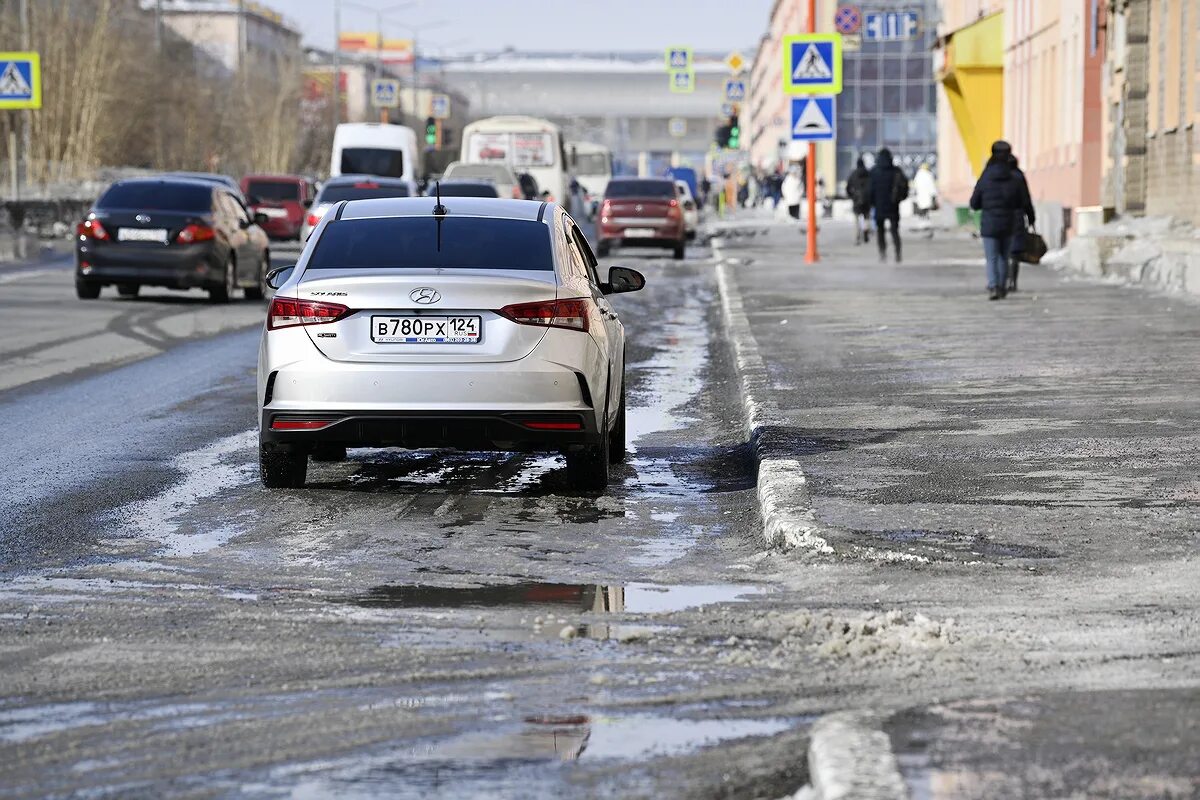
[410,287,441,304]
[135,214,152,223]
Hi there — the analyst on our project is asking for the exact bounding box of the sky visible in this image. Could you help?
[271,0,773,55]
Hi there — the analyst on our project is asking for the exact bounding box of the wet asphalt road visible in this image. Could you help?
[0,238,811,798]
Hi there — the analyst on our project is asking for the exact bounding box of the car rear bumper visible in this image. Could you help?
[76,243,220,288]
[258,217,301,239]
[598,222,684,246]
[260,409,599,450]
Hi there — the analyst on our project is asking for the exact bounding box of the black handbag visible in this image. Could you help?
[1019,225,1048,264]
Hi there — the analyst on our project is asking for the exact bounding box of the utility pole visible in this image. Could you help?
[332,0,341,129]
[237,0,247,71]
[804,0,819,264]
[19,0,30,197]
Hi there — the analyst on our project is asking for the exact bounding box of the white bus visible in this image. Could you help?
[567,141,613,200]
[330,123,419,183]
[461,116,571,210]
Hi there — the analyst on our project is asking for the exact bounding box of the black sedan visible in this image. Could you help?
[75,178,271,302]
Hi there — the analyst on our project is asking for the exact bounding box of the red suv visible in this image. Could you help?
[241,175,315,240]
[596,178,686,260]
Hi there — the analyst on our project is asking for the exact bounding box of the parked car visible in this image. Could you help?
[441,161,522,199]
[300,175,418,240]
[426,179,501,198]
[75,177,271,302]
[241,174,315,240]
[258,197,644,491]
[675,179,699,240]
[596,178,686,259]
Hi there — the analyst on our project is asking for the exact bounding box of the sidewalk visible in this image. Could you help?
[714,220,1200,796]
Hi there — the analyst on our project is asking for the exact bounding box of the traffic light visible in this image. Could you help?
[728,114,740,149]
[425,116,437,147]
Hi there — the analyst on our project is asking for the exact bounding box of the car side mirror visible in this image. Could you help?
[683,200,695,211]
[252,212,270,227]
[602,266,645,295]
[302,198,313,209]
[265,265,294,290]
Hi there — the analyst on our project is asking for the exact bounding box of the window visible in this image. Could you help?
[316,183,411,203]
[340,148,405,178]
[224,193,250,225]
[246,181,300,202]
[604,179,675,199]
[883,87,904,113]
[860,86,880,114]
[98,182,212,211]
[307,218,554,271]
[905,84,928,112]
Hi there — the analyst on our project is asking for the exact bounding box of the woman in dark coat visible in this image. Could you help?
[1006,154,1034,292]
[969,141,1035,300]
[846,156,872,245]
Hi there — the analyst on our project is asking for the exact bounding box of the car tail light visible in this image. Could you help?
[599,199,612,222]
[271,419,334,431]
[353,181,379,189]
[669,198,678,207]
[76,219,109,241]
[176,223,215,244]
[267,297,350,330]
[523,420,583,431]
[498,298,591,332]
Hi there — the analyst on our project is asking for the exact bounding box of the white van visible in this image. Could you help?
[330,123,419,182]
[461,116,571,211]
[567,142,613,200]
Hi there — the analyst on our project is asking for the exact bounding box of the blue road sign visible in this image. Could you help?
[0,52,41,109]
[863,11,920,42]
[665,47,692,71]
[430,93,450,119]
[782,35,843,95]
[371,79,399,109]
[790,96,836,142]
[724,79,746,102]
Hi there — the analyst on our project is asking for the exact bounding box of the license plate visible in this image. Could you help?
[260,208,288,218]
[625,228,655,238]
[117,228,168,243]
[371,315,482,344]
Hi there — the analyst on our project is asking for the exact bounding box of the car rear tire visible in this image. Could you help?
[673,241,686,260]
[565,434,610,491]
[209,258,235,303]
[311,445,347,462]
[75,279,101,300]
[116,283,140,298]
[260,443,307,488]
[244,252,268,301]
[609,383,626,464]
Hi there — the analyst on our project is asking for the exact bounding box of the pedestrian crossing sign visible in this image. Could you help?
[669,69,695,93]
[782,34,842,95]
[0,52,41,109]
[790,96,836,141]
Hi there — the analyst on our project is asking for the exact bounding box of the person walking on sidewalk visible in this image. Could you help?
[912,163,939,237]
[1005,153,1036,293]
[869,148,908,262]
[781,168,803,221]
[969,140,1035,300]
[846,156,871,245]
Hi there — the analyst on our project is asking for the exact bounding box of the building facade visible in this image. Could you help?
[153,0,301,75]
[748,0,939,189]
[1103,0,1200,224]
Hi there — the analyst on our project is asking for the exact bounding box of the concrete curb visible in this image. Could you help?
[802,712,907,800]
[713,255,927,564]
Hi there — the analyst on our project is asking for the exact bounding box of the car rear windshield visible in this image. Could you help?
[97,182,212,211]
[317,183,410,203]
[307,217,553,271]
[605,179,675,199]
[340,148,404,178]
[436,183,500,198]
[246,181,300,202]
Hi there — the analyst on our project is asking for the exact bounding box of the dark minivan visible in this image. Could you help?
[75,178,271,302]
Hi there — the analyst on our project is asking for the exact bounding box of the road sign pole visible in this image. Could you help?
[805,0,818,264]
[19,0,30,197]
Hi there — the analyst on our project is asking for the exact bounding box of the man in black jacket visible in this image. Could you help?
[869,148,908,263]
[846,156,872,245]
[969,140,1036,300]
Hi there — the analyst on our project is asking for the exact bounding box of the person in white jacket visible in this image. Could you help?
[912,163,938,236]
[781,169,803,221]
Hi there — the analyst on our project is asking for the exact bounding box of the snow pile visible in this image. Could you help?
[750,608,956,663]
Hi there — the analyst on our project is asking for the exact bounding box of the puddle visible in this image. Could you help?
[346,581,764,615]
[245,714,793,797]
[870,529,1060,560]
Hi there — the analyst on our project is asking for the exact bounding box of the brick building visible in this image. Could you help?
[1103,0,1200,225]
